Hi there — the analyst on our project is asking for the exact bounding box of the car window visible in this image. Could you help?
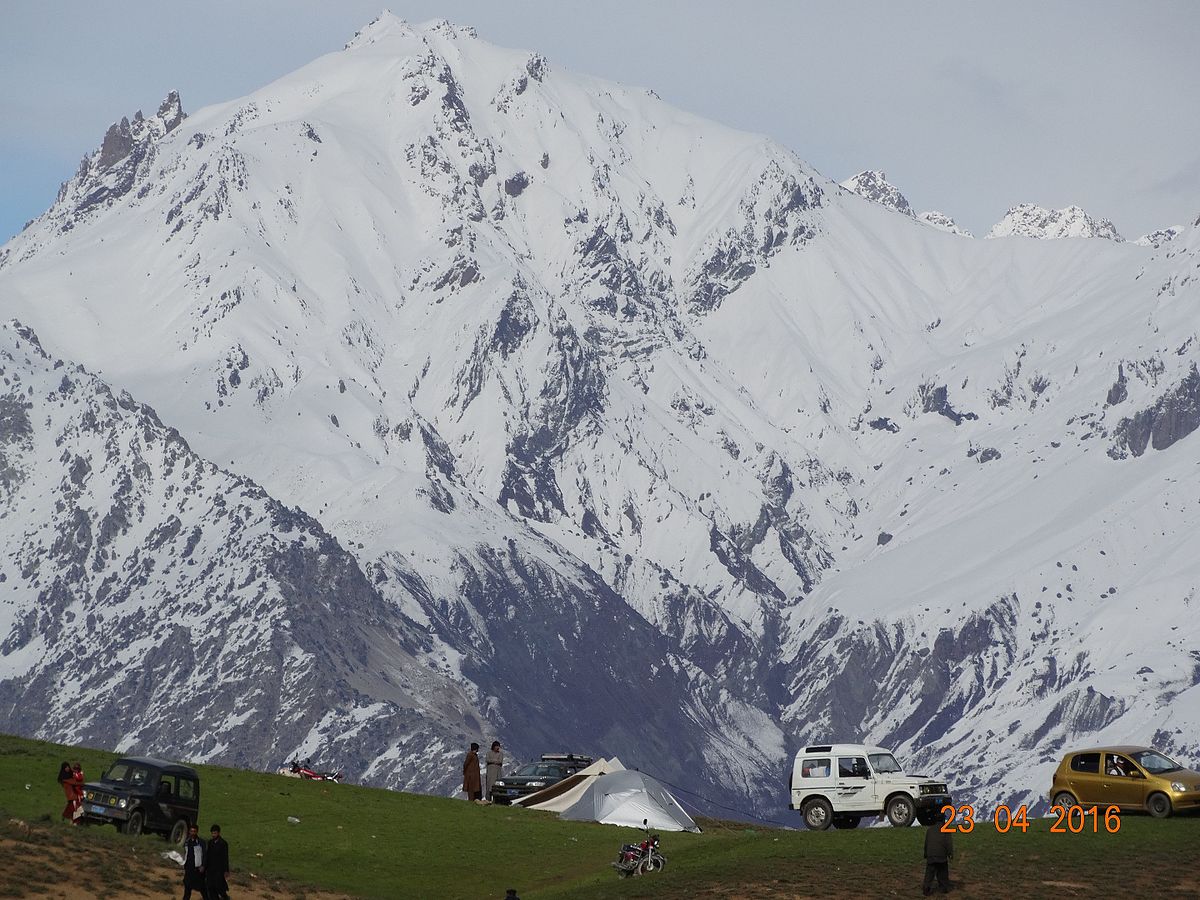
[1105,754,1137,777]
[1131,750,1181,774]
[104,763,130,783]
[157,774,178,797]
[514,764,540,777]
[178,778,197,801]
[801,758,831,778]
[838,757,869,778]
[129,767,152,787]
[868,753,903,774]
[1070,753,1100,774]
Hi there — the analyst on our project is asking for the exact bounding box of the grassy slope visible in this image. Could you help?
[3,733,1198,899]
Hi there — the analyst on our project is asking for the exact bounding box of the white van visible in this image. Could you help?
[788,743,951,830]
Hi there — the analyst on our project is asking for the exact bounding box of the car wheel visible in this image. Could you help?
[168,818,188,845]
[886,796,915,827]
[832,816,860,829]
[1147,792,1173,819]
[123,809,145,836]
[1052,791,1077,810]
[802,798,833,831]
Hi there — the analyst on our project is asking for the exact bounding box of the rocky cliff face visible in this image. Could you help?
[3,14,1200,818]
[840,170,915,217]
[917,210,972,237]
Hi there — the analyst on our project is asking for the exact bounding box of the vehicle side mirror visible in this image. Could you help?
[1130,769,1144,779]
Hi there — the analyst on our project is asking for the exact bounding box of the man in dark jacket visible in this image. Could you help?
[206,824,230,900]
[182,823,208,900]
[463,742,483,802]
[922,809,953,895]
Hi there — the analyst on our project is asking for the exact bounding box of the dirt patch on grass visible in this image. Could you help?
[0,818,356,899]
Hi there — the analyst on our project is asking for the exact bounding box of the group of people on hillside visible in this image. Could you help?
[56,761,84,823]
[462,740,504,803]
[181,823,231,900]
[55,761,230,897]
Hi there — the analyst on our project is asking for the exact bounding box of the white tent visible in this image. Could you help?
[559,769,700,832]
[516,757,624,812]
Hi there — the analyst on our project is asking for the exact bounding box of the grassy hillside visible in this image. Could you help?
[3,733,1198,898]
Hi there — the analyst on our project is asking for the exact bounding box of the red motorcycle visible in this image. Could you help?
[611,819,667,877]
[280,758,343,782]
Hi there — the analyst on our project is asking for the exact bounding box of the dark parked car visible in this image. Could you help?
[490,753,593,805]
[81,757,200,843]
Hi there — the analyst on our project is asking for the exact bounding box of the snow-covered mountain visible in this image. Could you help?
[917,210,972,237]
[840,171,972,237]
[840,170,915,217]
[987,202,1124,241]
[1135,226,1183,249]
[3,13,1200,818]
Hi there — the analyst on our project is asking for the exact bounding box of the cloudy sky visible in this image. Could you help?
[3,0,1198,241]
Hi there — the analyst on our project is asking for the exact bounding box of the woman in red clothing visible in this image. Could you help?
[57,761,74,821]
[69,763,85,823]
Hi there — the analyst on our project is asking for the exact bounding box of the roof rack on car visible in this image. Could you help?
[539,753,592,762]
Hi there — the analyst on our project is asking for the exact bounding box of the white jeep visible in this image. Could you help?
[788,743,952,830]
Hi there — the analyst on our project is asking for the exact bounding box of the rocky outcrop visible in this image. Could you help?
[840,170,915,217]
[1108,365,1200,457]
[987,203,1123,241]
[918,210,972,237]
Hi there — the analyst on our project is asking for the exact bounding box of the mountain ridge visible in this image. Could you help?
[3,15,1200,818]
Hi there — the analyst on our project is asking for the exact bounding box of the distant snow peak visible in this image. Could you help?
[839,170,915,218]
[344,9,410,48]
[918,210,972,237]
[345,12,477,49]
[1135,226,1183,249]
[987,203,1123,241]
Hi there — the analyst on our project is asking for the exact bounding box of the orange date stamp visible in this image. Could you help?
[939,804,1121,834]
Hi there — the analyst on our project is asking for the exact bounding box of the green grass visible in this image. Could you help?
[4,732,1199,898]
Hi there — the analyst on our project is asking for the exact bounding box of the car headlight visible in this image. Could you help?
[1171,782,1187,792]
[526,781,546,787]
[85,790,94,801]
[118,799,128,809]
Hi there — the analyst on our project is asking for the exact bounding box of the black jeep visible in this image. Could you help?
[81,756,200,843]
[490,753,594,805]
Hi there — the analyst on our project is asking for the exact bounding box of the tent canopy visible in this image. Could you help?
[558,769,700,832]
[517,757,624,812]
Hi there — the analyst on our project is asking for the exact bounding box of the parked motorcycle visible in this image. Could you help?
[611,819,667,877]
[278,757,344,782]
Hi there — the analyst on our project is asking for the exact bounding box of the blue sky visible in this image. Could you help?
[2,0,1199,241]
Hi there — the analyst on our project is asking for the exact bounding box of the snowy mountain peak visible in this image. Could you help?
[987,202,1123,241]
[839,170,915,217]
[345,11,478,49]
[1135,225,1183,249]
[5,89,187,243]
[917,210,973,237]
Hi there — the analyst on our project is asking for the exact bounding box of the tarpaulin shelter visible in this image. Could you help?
[517,757,625,812]
[558,769,700,832]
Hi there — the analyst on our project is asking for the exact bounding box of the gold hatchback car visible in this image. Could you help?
[1051,746,1200,818]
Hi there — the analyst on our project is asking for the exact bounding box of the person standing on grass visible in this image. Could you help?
[463,742,483,803]
[922,809,953,895]
[484,741,504,803]
[69,763,85,823]
[182,823,208,900]
[57,762,75,823]
[205,824,230,900]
